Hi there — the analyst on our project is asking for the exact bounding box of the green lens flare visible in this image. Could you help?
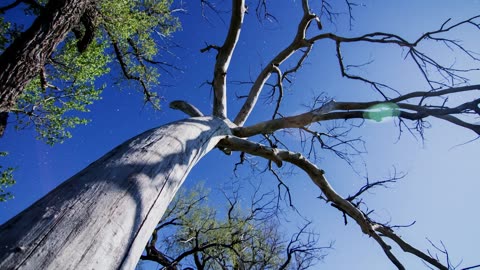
[363,103,400,122]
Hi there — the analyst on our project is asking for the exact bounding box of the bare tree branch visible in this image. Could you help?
[307,15,480,90]
[169,100,204,117]
[232,85,480,137]
[376,226,448,270]
[233,9,480,128]
[233,0,318,126]
[219,136,451,270]
[211,0,245,118]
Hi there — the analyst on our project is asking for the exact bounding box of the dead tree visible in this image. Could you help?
[1,1,480,269]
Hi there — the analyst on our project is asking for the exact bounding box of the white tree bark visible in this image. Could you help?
[212,0,245,118]
[0,117,230,270]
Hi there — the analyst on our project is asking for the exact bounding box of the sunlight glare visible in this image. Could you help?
[363,103,400,122]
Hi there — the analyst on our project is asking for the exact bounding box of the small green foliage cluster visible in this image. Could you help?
[0,152,15,202]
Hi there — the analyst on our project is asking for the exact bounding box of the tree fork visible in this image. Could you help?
[0,117,231,270]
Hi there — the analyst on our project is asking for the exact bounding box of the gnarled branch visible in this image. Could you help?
[219,136,450,270]
[233,0,318,126]
[232,85,480,137]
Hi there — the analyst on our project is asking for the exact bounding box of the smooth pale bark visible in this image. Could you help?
[0,117,230,270]
[212,0,245,118]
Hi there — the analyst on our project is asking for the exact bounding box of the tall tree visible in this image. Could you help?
[1,1,480,270]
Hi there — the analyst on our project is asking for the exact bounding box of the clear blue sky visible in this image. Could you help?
[1,1,479,269]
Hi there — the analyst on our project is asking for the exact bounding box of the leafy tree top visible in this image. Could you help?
[0,0,179,144]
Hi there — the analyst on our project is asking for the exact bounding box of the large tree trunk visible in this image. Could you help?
[0,117,230,270]
[0,0,92,136]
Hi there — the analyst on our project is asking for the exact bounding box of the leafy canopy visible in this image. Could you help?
[140,184,326,269]
[1,0,180,145]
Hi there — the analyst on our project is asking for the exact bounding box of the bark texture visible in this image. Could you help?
[0,117,230,270]
[0,0,92,136]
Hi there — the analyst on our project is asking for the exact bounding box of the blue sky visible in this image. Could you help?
[1,1,480,269]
